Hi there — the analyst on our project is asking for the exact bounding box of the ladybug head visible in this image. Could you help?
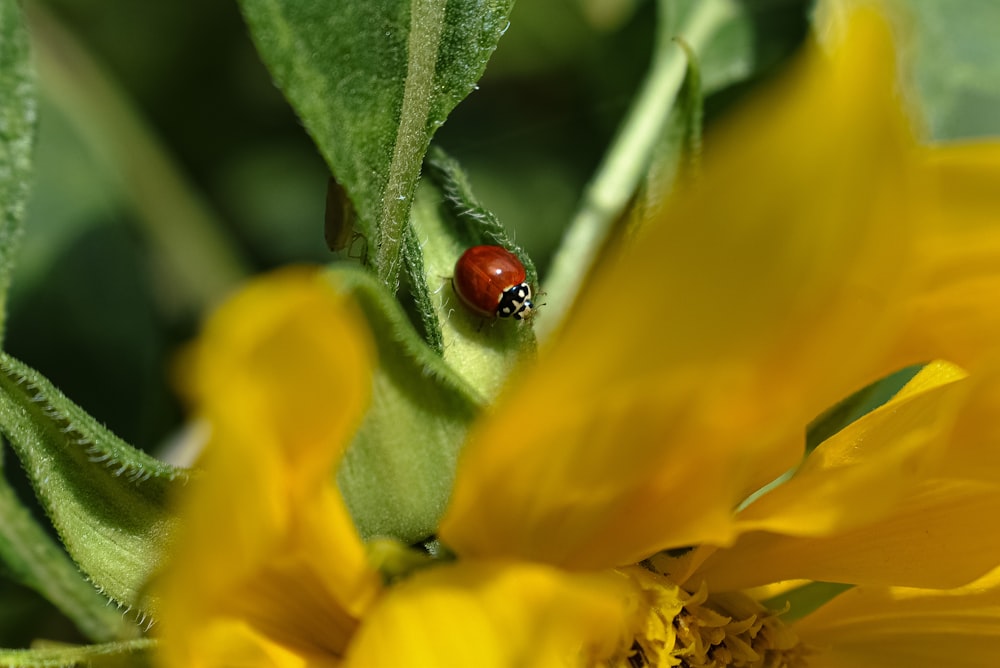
[497,282,533,320]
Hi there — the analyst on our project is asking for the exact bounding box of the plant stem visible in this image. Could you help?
[376,0,448,291]
[538,0,738,340]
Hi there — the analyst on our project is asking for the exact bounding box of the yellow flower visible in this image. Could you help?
[157,10,1000,668]
[157,269,380,666]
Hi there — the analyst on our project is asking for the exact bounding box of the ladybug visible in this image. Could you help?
[452,245,534,320]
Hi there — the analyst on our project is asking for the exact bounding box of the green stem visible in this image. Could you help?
[538,0,737,340]
[26,4,250,316]
[0,638,156,667]
[376,0,448,290]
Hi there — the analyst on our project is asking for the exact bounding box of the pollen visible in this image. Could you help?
[598,567,810,668]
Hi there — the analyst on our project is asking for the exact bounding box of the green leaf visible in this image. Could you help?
[414,147,536,399]
[0,457,139,642]
[238,0,515,289]
[0,353,186,612]
[331,266,483,544]
[0,0,36,342]
[0,639,155,668]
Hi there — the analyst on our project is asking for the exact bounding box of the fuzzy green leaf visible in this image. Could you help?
[0,354,186,612]
[0,458,139,642]
[0,0,35,342]
[415,147,536,399]
[238,0,515,290]
[0,639,155,668]
[330,266,483,544]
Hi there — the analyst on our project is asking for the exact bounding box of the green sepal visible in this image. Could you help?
[238,0,515,290]
[0,0,35,342]
[0,455,139,642]
[805,365,924,454]
[0,353,186,613]
[411,148,536,399]
[0,639,156,668]
[330,266,483,544]
[761,582,853,623]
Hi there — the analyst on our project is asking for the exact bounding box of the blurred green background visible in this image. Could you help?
[2,0,999,648]
[9,0,667,456]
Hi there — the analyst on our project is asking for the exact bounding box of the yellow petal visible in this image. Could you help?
[441,10,916,568]
[794,566,1000,668]
[190,267,373,493]
[157,268,379,665]
[732,360,968,538]
[687,478,1000,593]
[942,358,1000,482]
[890,143,1000,370]
[167,619,338,668]
[342,561,636,668]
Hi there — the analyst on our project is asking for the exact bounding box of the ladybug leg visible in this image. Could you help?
[347,232,369,263]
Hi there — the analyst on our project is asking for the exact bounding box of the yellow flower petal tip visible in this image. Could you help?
[192,267,375,472]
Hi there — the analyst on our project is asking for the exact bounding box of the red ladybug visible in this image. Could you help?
[452,245,534,320]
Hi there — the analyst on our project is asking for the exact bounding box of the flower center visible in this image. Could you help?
[602,568,810,668]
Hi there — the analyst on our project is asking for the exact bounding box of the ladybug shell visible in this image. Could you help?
[452,245,527,317]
